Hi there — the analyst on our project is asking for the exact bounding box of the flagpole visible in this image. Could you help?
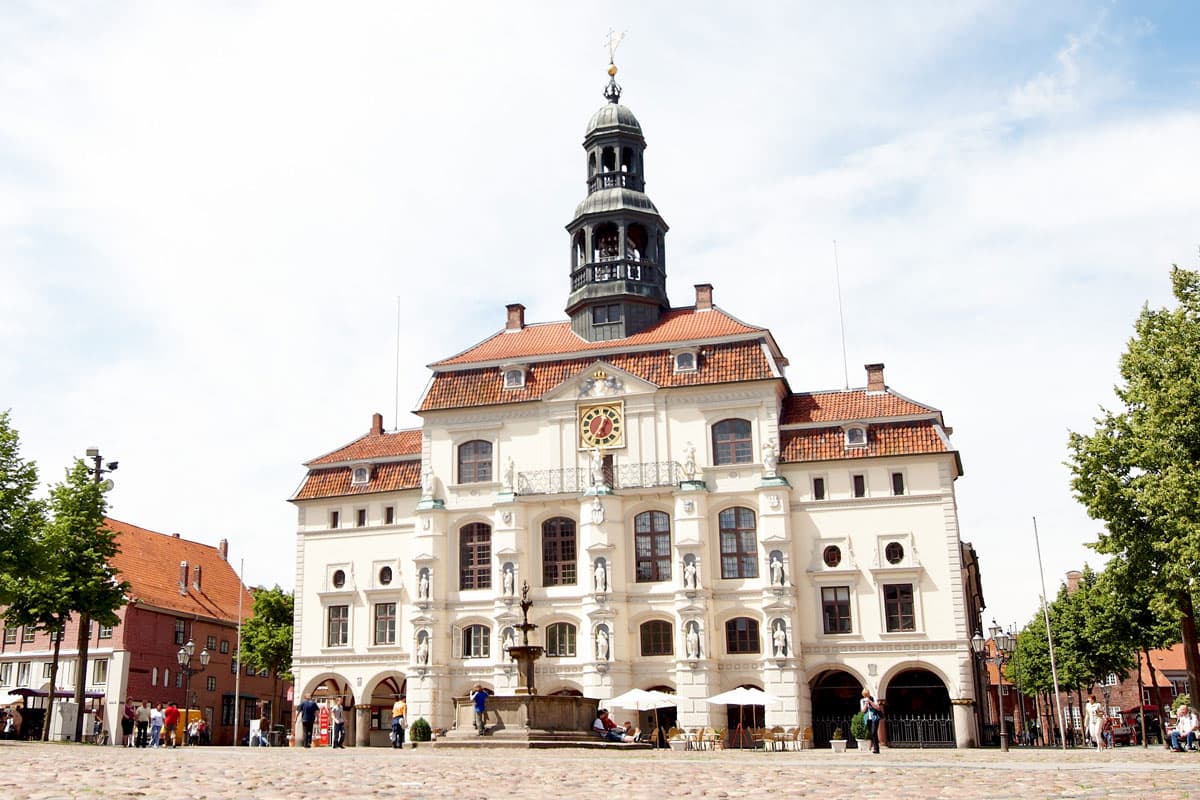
[1032,517,1067,750]
[233,557,245,745]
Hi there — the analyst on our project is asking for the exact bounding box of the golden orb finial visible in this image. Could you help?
[608,64,618,77]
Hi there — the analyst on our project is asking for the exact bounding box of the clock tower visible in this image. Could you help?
[565,64,670,342]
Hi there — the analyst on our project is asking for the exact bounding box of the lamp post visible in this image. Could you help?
[177,639,210,745]
[972,622,1015,752]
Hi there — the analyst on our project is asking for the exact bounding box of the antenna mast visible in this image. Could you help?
[393,296,401,432]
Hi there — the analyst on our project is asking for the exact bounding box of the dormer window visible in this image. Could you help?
[672,349,698,373]
[845,426,867,448]
[351,465,370,486]
[501,365,528,390]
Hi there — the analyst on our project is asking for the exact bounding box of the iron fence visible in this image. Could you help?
[517,461,681,496]
[883,714,956,748]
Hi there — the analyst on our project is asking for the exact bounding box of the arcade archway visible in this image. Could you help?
[882,667,955,747]
[809,669,863,747]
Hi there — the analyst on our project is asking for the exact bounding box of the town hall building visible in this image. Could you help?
[290,66,985,748]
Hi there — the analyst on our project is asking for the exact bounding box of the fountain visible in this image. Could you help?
[435,582,645,748]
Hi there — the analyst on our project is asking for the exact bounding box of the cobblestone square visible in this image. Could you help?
[2,743,1195,800]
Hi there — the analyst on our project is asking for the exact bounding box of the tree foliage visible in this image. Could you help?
[0,410,45,604]
[241,585,294,722]
[1068,265,1200,700]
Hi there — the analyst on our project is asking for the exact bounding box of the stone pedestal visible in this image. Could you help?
[354,705,372,748]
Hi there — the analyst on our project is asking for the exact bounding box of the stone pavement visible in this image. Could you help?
[1,742,1196,800]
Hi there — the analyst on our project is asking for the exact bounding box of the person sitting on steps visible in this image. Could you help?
[592,709,635,743]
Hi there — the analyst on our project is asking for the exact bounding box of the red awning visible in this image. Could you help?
[9,688,106,699]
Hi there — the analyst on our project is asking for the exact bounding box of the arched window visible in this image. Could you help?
[601,146,616,171]
[725,617,760,654]
[712,419,752,465]
[151,667,158,686]
[542,517,577,586]
[573,231,586,267]
[634,511,672,583]
[588,152,597,177]
[459,523,491,590]
[626,224,647,261]
[640,620,673,656]
[719,507,758,579]
[593,222,619,263]
[458,440,493,483]
[620,146,634,173]
[462,624,490,658]
[546,622,577,657]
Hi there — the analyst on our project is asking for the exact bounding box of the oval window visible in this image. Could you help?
[822,546,842,568]
[332,569,346,588]
[378,566,393,586]
[885,542,904,564]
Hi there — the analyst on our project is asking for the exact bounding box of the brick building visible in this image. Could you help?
[0,518,287,744]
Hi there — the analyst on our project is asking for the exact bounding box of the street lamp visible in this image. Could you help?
[176,639,210,745]
[972,621,1015,752]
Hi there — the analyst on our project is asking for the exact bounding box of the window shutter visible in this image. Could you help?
[451,625,462,659]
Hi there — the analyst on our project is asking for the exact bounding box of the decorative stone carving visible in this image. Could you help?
[767,494,781,510]
[773,622,787,657]
[501,510,513,525]
[421,466,434,498]
[770,555,784,586]
[502,566,515,597]
[685,623,700,659]
[593,560,608,592]
[682,442,697,481]
[591,496,605,525]
[762,437,778,477]
[596,628,609,660]
[415,633,430,665]
[579,369,623,398]
[590,447,605,487]
[683,559,697,590]
[503,457,514,491]
[418,570,430,601]
[503,628,516,661]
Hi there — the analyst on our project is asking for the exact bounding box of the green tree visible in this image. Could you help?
[1068,266,1200,702]
[0,410,45,604]
[49,460,129,740]
[240,585,294,723]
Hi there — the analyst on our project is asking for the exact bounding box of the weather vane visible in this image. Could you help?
[603,29,625,103]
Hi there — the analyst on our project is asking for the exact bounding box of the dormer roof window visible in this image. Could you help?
[501,364,528,390]
[845,425,867,449]
[672,348,699,374]
[351,465,370,486]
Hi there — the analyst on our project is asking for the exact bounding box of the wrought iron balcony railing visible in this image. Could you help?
[517,461,682,496]
[570,259,660,291]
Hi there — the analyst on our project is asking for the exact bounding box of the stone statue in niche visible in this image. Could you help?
[418,571,430,600]
[770,555,784,586]
[685,623,700,659]
[593,560,607,592]
[415,635,430,665]
[590,447,605,487]
[773,622,787,657]
[421,465,434,498]
[503,628,515,660]
[503,457,514,491]
[683,559,697,590]
[591,496,605,525]
[762,438,778,477]
[596,628,609,660]
[502,566,514,596]
[682,442,697,481]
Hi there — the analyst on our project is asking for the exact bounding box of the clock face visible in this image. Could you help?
[579,404,624,448]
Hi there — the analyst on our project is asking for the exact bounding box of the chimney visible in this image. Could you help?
[179,561,189,595]
[371,413,383,436]
[865,363,886,393]
[192,565,202,592]
[505,303,526,331]
[218,539,228,561]
[172,533,180,538]
[694,284,713,311]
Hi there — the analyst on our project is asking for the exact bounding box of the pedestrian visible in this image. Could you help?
[1085,694,1104,751]
[121,699,136,747]
[330,701,345,749]
[149,703,164,748]
[390,695,407,749]
[135,700,151,747]
[297,694,318,748]
[163,702,180,748]
[860,689,882,754]
[470,685,489,735]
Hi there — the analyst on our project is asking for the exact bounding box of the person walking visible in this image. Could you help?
[330,701,345,749]
[121,699,136,747]
[163,702,180,748]
[860,689,882,754]
[470,685,489,735]
[390,695,407,749]
[1085,695,1104,750]
[135,700,151,748]
[149,703,164,748]
[297,695,318,748]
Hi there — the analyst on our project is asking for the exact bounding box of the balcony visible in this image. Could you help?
[517,461,682,495]
[570,259,661,291]
[587,171,645,193]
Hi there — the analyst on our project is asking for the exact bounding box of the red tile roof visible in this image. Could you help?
[782,390,936,425]
[779,421,949,463]
[307,428,422,466]
[1141,643,1188,683]
[293,460,422,501]
[106,518,252,623]
[432,306,766,367]
[420,340,776,412]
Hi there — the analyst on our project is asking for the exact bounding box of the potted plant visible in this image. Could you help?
[409,717,432,748]
[830,726,847,753]
[850,711,869,750]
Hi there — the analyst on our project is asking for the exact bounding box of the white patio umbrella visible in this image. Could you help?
[607,689,677,742]
[705,687,781,748]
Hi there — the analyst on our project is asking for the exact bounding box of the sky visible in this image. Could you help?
[2,1,1199,632]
